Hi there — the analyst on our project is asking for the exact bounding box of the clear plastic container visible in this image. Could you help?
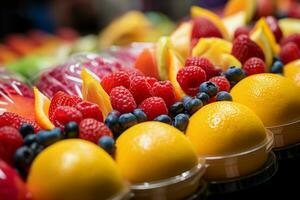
[109,185,133,200]
[203,130,274,181]
[267,119,300,149]
[130,160,206,200]
[208,152,278,196]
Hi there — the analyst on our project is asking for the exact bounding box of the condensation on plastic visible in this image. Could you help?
[203,130,274,181]
[130,159,206,200]
[0,68,33,115]
[35,43,152,99]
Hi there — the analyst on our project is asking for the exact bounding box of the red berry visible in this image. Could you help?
[52,106,83,128]
[185,57,221,79]
[233,27,250,39]
[110,86,137,113]
[129,76,153,104]
[79,118,113,144]
[139,97,168,120]
[231,35,265,64]
[145,76,158,87]
[279,42,300,64]
[0,112,40,133]
[49,91,82,121]
[100,71,130,94]
[255,0,275,19]
[266,16,283,43]
[152,81,176,108]
[122,68,144,80]
[243,57,266,76]
[209,76,231,92]
[0,126,23,165]
[280,33,300,49]
[176,66,207,96]
[75,101,103,122]
[192,17,222,47]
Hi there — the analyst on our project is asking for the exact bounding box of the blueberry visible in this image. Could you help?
[19,124,34,138]
[196,92,210,105]
[185,98,203,115]
[14,146,34,169]
[154,115,172,125]
[169,102,185,116]
[36,128,63,146]
[216,91,233,101]
[30,142,44,156]
[98,136,115,154]
[24,134,37,146]
[173,114,189,132]
[133,109,147,122]
[271,60,284,73]
[64,122,79,138]
[182,96,193,107]
[224,66,246,86]
[105,111,122,136]
[118,113,138,130]
[199,82,218,97]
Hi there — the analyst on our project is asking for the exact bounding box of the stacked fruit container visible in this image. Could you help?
[1,0,300,199]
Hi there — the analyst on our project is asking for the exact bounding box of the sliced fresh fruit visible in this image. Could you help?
[81,68,113,119]
[0,94,35,121]
[99,11,151,49]
[224,0,256,22]
[156,36,172,80]
[168,49,186,99]
[33,87,54,130]
[134,48,159,79]
[251,18,280,55]
[170,21,192,59]
[255,0,275,19]
[192,37,241,70]
[250,27,273,68]
[191,6,229,40]
[222,11,247,40]
[279,18,300,37]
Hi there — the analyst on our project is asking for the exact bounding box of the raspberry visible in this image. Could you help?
[100,71,130,94]
[231,35,265,64]
[129,76,153,104]
[145,76,158,87]
[0,126,23,165]
[233,27,250,39]
[185,57,221,79]
[209,76,231,92]
[279,42,300,64]
[243,57,266,76]
[122,68,144,80]
[280,33,300,49]
[79,118,113,144]
[176,66,207,96]
[192,17,222,46]
[52,106,83,128]
[152,81,176,108]
[139,97,168,120]
[110,86,137,113]
[0,112,40,133]
[75,101,103,122]
[49,91,82,121]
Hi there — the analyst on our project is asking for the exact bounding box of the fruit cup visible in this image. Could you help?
[115,122,208,200]
[186,102,278,198]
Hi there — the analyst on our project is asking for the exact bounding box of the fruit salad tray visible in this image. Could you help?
[1,0,300,199]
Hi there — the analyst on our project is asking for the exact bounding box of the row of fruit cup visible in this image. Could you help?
[2,50,300,200]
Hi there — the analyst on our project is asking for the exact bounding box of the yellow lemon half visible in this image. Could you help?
[186,101,266,156]
[231,73,300,127]
[27,139,125,200]
[116,122,198,183]
[284,59,300,88]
